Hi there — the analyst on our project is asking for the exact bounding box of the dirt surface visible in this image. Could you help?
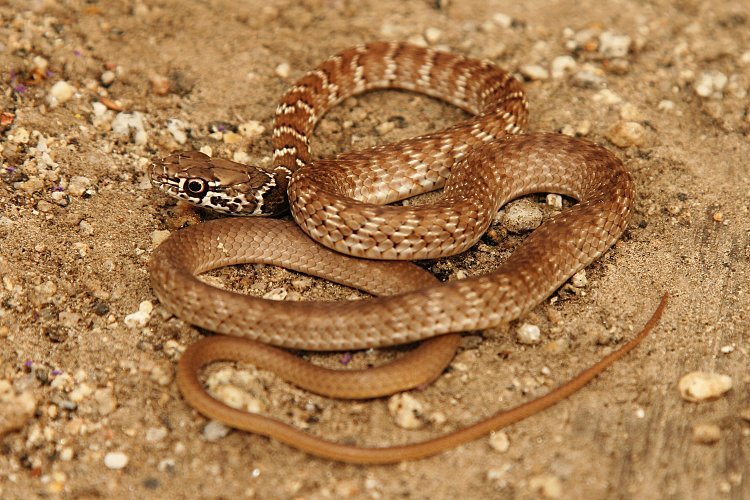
[1,0,749,498]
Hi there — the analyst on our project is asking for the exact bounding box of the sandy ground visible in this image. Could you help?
[1,0,749,498]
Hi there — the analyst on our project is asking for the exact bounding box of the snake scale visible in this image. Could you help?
[149,41,666,463]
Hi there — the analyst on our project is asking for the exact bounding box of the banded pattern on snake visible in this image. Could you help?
[148,41,665,463]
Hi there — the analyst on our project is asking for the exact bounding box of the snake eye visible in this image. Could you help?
[185,178,208,197]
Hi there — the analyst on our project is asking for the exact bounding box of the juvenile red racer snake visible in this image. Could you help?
[149,42,667,463]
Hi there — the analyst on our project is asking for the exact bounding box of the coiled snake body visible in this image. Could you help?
[149,42,666,463]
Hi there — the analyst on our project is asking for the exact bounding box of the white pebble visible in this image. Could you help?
[503,199,543,233]
[720,345,734,354]
[694,70,728,98]
[104,451,129,470]
[598,32,632,58]
[520,64,549,81]
[657,99,675,112]
[8,127,30,144]
[424,27,442,44]
[388,393,424,429]
[124,300,154,328]
[275,62,291,78]
[91,101,108,118]
[47,81,76,108]
[488,431,510,452]
[145,427,168,442]
[593,89,622,105]
[68,176,92,197]
[546,194,563,209]
[741,50,750,65]
[100,70,116,86]
[529,474,563,499]
[679,372,732,402]
[493,12,512,28]
[166,119,188,144]
[517,323,541,345]
[570,270,587,288]
[573,70,605,89]
[263,287,288,301]
[550,55,577,79]
[239,120,265,138]
[692,423,721,444]
[203,420,231,441]
[151,229,171,247]
[111,112,148,145]
[606,121,650,148]
[32,56,49,71]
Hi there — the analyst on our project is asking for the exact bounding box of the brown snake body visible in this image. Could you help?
[149,42,666,463]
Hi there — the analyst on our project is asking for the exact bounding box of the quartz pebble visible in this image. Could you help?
[239,120,265,138]
[598,32,632,58]
[68,176,92,197]
[145,427,168,442]
[275,62,291,78]
[551,55,576,79]
[678,372,732,402]
[0,380,36,435]
[529,474,563,499]
[517,323,541,344]
[112,112,148,145]
[570,270,587,288]
[488,431,510,452]
[104,451,129,470]
[692,423,721,444]
[493,12,512,28]
[47,81,76,107]
[151,229,170,247]
[388,393,424,429]
[124,300,154,328]
[203,420,231,441]
[606,121,650,148]
[546,194,563,209]
[520,64,549,81]
[424,27,442,44]
[694,70,727,98]
[166,119,188,144]
[100,70,116,86]
[502,199,543,233]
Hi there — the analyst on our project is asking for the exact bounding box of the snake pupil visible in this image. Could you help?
[186,179,207,196]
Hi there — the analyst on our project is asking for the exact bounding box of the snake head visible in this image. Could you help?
[149,151,288,215]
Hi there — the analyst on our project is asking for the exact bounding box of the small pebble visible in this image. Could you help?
[658,99,675,112]
[68,176,92,197]
[519,64,549,81]
[720,345,734,354]
[546,194,563,209]
[145,427,168,443]
[104,451,129,470]
[388,393,424,429]
[550,55,577,79]
[598,32,632,58]
[424,27,442,44]
[739,408,750,421]
[94,387,117,416]
[606,121,650,148]
[47,81,76,108]
[517,323,541,345]
[124,300,154,328]
[0,380,36,435]
[572,70,605,89]
[594,89,623,105]
[502,199,543,233]
[203,420,231,441]
[166,119,188,144]
[100,70,116,86]
[275,62,291,78]
[529,474,563,499]
[239,121,265,138]
[263,287,288,301]
[570,270,587,288]
[678,372,732,402]
[694,70,728,99]
[493,12,512,28]
[112,112,148,145]
[151,229,171,247]
[692,423,721,444]
[488,431,510,452]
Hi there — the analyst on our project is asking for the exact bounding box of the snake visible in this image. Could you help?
[148,41,666,463]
